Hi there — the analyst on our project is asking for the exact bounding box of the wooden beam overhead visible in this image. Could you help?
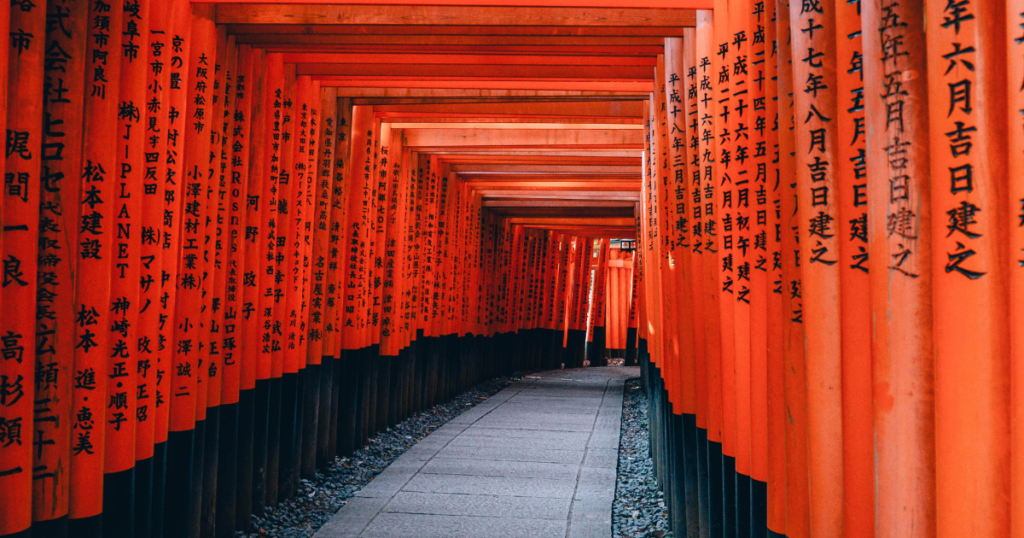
[507,217,635,226]
[373,99,644,116]
[482,199,635,208]
[226,23,691,36]
[318,77,653,92]
[231,34,665,47]
[281,52,656,66]
[206,0,711,9]
[297,64,654,79]
[449,163,639,172]
[215,5,697,27]
[402,128,644,148]
[391,122,641,130]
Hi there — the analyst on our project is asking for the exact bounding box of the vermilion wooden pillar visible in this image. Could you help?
[710,3,739,533]
[862,1,935,538]
[862,2,936,538]
[1011,2,1024,537]
[33,1,87,536]
[788,0,844,534]
[832,0,873,536]
[138,2,175,537]
[104,1,150,535]
[723,3,753,526]
[238,46,266,527]
[154,1,190,536]
[696,10,725,537]
[740,0,770,532]
[776,1,809,536]
[197,28,231,538]
[218,41,254,538]
[342,105,374,445]
[1,2,46,537]
[308,87,337,468]
[68,0,124,535]
[762,1,787,534]
[326,96,352,458]
[277,70,307,502]
[926,2,1010,537]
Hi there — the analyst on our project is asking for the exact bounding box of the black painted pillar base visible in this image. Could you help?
[103,467,135,538]
[33,516,68,538]
[375,352,391,434]
[302,364,322,479]
[625,327,638,366]
[217,402,239,538]
[265,377,282,506]
[153,441,167,538]
[201,406,221,537]
[164,428,194,537]
[751,478,768,538]
[69,515,102,538]
[251,378,271,516]
[235,389,255,532]
[135,456,153,538]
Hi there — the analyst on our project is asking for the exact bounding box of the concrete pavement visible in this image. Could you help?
[314,366,637,538]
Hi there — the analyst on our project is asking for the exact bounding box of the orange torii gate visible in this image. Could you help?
[1,3,1023,538]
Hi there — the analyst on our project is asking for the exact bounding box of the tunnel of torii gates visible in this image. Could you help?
[0,0,1021,537]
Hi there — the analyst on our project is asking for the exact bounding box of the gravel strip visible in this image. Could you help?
[237,372,528,538]
[613,378,671,538]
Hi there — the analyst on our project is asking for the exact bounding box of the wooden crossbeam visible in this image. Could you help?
[281,52,657,66]
[215,5,697,27]
[402,128,643,147]
[319,78,654,92]
[297,64,654,79]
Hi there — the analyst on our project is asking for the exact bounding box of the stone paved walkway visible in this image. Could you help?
[314,366,638,538]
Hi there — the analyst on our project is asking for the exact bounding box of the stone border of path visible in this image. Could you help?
[314,368,632,538]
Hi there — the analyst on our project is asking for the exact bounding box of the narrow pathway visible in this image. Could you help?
[314,366,638,538]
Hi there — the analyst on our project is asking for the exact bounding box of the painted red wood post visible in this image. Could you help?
[238,46,269,523]
[216,40,253,538]
[197,29,230,535]
[710,3,740,521]
[775,1,810,535]
[787,0,845,532]
[138,5,175,536]
[695,18,726,525]
[0,0,46,535]
[308,86,336,469]
[554,234,570,365]
[277,71,308,499]
[103,0,150,533]
[861,1,936,537]
[31,0,87,532]
[295,76,321,482]
[184,5,216,532]
[744,2,770,522]
[761,0,787,533]
[591,238,608,364]
[378,126,406,362]
[1011,2,1024,537]
[724,0,754,507]
[152,2,189,536]
[325,96,352,458]
[250,51,282,513]
[163,2,202,531]
[268,62,296,504]
[366,121,391,424]
[67,0,123,535]
[926,1,1010,536]
[829,0,873,535]
[341,105,374,442]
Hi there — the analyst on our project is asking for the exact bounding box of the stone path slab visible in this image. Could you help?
[314,366,638,538]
